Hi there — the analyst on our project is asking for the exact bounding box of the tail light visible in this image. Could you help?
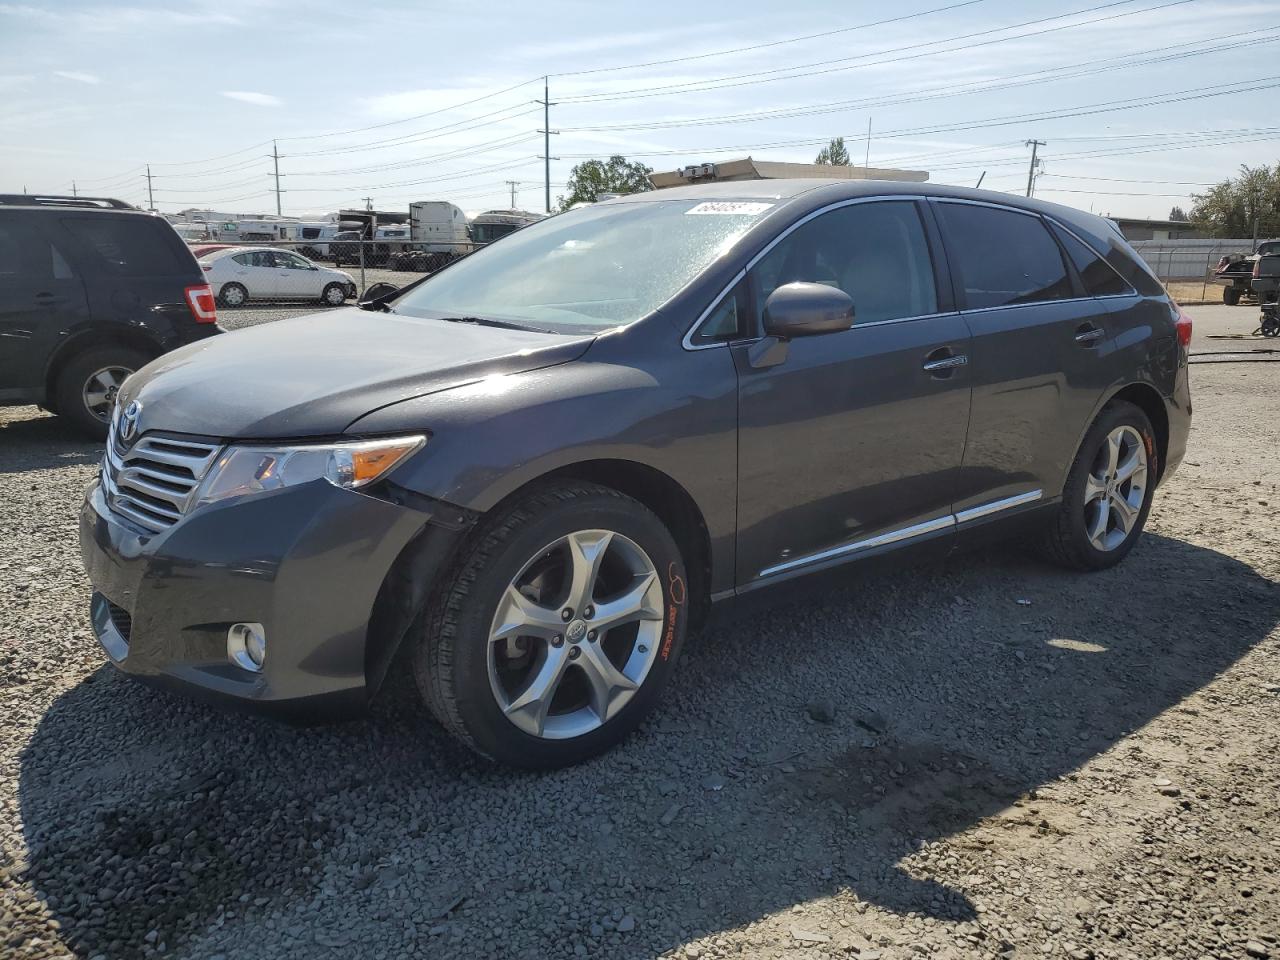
[184,284,218,324]
[1253,261,1261,277]
[1172,302,1192,348]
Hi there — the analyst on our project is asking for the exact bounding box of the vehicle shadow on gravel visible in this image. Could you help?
[17,532,1280,959]
[0,409,101,474]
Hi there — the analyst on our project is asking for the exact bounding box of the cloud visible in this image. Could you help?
[221,91,282,107]
[53,70,100,84]
[0,3,241,31]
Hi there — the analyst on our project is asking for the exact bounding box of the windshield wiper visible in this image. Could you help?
[437,315,553,334]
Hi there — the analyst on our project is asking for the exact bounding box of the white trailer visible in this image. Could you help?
[409,201,470,253]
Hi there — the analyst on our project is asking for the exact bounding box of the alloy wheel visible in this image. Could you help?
[1084,425,1148,551]
[82,366,131,422]
[487,529,665,740]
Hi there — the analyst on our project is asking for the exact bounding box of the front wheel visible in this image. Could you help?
[414,482,688,768]
[54,345,149,440]
[321,282,347,306]
[1040,401,1157,571]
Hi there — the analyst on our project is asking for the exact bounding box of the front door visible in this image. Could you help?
[733,199,972,586]
[275,251,319,298]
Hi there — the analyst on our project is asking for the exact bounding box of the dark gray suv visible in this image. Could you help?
[78,180,1192,768]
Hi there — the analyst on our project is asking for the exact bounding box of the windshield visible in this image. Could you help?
[394,199,772,332]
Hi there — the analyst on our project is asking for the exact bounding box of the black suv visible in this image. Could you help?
[79,181,1192,768]
[0,195,219,438]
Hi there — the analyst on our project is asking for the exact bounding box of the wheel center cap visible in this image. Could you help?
[566,619,587,643]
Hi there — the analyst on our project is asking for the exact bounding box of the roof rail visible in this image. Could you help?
[0,194,138,210]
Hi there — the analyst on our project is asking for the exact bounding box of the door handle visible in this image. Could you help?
[33,292,58,307]
[922,350,968,375]
[1074,324,1105,346]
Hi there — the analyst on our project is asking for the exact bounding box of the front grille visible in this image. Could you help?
[102,427,222,534]
[105,600,133,642]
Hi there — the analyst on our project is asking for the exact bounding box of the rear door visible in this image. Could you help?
[229,250,278,299]
[54,214,199,332]
[931,200,1120,520]
[732,198,972,585]
[0,214,89,400]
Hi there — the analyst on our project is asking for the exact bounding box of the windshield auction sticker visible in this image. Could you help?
[685,201,775,216]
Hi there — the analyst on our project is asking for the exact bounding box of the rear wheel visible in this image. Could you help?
[54,345,149,441]
[414,482,688,768]
[1040,401,1157,571]
[1224,286,1242,305]
[218,282,248,307]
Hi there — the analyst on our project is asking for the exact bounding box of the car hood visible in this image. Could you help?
[119,309,593,439]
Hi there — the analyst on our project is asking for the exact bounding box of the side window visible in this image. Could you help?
[750,201,937,326]
[1048,221,1132,298]
[281,252,311,269]
[0,223,29,280]
[935,203,1073,309]
[231,253,252,267]
[60,217,184,276]
[50,243,75,280]
[694,283,746,343]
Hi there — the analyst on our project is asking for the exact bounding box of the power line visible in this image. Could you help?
[556,0,1191,104]
[553,0,991,77]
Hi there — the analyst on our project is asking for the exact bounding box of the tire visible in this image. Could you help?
[1040,401,1157,571]
[321,282,347,306]
[1224,286,1241,305]
[54,345,149,441]
[414,482,689,768]
[218,282,248,307]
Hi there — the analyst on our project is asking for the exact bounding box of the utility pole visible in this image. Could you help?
[1252,186,1260,251]
[272,140,282,216]
[864,117,872,171]
[536,77,559,214]
[1025,139,1046,198]
[362,197,373,212]
[505,180,519,208]
[71,181,77,197]
[145,164,155,211]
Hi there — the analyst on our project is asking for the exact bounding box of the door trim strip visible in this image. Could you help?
[756,489,1043,579]
[954,489,1043,523]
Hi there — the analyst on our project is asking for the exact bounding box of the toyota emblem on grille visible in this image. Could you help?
[118,401,142,443]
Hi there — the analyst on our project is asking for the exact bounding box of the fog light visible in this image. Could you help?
[228,622,266,672]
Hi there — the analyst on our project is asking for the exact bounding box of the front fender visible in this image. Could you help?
[346,332,740,593]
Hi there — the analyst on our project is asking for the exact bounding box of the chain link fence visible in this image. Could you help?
[1129,238,1255,305]
[183,238,478,307]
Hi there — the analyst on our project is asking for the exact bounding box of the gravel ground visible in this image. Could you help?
[1,304,1278,960]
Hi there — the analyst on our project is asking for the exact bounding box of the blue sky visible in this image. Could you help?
[1,0,1274,219]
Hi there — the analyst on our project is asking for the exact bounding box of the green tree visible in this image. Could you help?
[557,155,654,210]
[1189,163,1280,237]
[814,137,851,166]
[1168,206,1189,221]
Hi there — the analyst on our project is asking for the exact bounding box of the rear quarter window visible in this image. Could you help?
[59,216,190,277]
[1048,221,1133,298]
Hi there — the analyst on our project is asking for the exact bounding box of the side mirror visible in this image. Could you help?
[762,282,855,338]
[359,281,401,306]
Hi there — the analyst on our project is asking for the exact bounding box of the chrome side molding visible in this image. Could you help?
[758,489,1043,579]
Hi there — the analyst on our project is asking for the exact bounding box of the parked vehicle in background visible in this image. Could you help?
[409,201,470,253]
[330,226,409,266]
[78,181,1190,768]
[0,194,219,439]
[200,247,355,306]
[469,209,543,245]
[1213,238,1280,304]
[295,222,343,259]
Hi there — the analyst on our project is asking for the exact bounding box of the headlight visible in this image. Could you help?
[195,435,425,508]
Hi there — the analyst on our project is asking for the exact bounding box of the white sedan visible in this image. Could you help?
[200,247,358,307]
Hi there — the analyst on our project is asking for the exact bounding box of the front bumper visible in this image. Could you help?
[78,476,452,720]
